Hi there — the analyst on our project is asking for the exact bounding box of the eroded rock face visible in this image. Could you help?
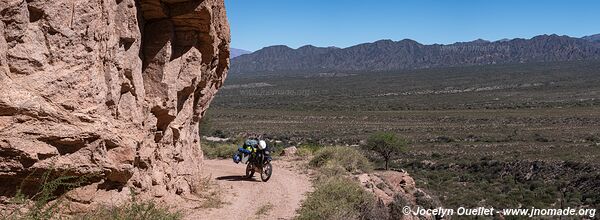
[0,0,229,206]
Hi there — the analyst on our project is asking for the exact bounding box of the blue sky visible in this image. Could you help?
[225,0,600,51]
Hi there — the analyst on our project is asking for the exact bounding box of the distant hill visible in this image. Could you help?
[230,34,600,74]
[230,48,252,59]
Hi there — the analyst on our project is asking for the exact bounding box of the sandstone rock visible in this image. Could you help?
[356,171,418,205]
[379,170,417,195]
[0,0,229,209]
[280,146,297,156]
[356,170,443,220]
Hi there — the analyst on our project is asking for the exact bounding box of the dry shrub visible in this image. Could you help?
[296,177,384,220]
[309,146,372,174]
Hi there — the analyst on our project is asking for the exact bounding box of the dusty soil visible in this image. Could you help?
[185,159,312,220]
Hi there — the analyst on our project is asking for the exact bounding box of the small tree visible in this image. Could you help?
[365,132,407,170]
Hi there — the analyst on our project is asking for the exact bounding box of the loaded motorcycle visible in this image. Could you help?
[234,140,273,182]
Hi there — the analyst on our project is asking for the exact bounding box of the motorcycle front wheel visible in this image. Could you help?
[261,162,272,182]
[245,163,255,178]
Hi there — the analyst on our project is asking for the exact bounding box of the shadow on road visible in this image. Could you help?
[216,175,260,182]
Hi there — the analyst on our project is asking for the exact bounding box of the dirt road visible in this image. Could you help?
[186,159,312,220]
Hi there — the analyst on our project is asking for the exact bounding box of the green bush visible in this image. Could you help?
[296,177,384,220]
[201,142,237,159]
[309,146,372,174]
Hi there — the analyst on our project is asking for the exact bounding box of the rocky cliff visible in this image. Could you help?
[0,0,229,208]
[230,34,600,74]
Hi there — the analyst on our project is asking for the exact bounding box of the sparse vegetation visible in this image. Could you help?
[214,61,600,112]
[309,146,372,174]
[1,170,181,220]
[1,169,84,220]
[295,147,313,157]
[401,159,600,209]
[296,177,382,220]
[298,147,389,220]
[78,199,182,220]
[190,175,226,209]
[297,143,322,153]
[199,114,213,137]
[264,139,450,220]
[201,141,237,159]
[209,60,600,209]
[254,203,273,217]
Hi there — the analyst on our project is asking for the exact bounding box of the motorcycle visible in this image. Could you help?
[245,147,273,182]
[233,140,273,182]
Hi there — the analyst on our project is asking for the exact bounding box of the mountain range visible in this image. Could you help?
[230,48,252,59]
[583,34,600,43]
[230,34,600,74]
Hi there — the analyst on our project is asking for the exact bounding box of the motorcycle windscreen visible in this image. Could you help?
[241,153,250,163]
